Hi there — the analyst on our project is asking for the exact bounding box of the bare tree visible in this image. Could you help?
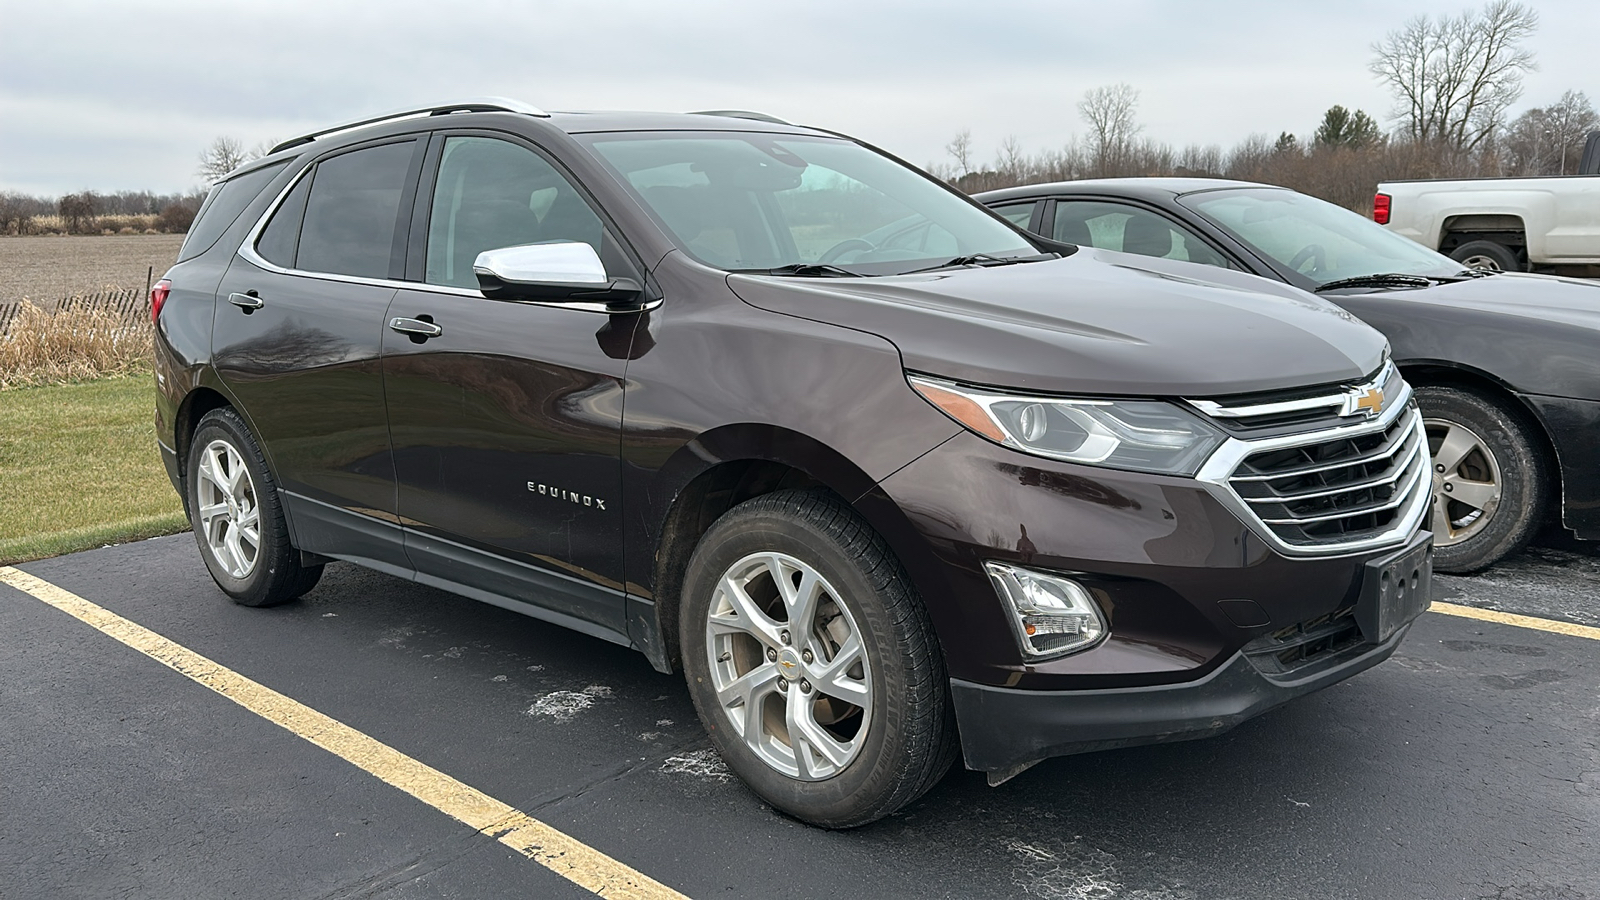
[196,136,249,182]
[58,192,98,234]
[1503,91,1600,175]
[1370,1,1539,155]
[1079,84,1142,176]
[945,129,975,176]
[0,192,31,235]
[995,135,1027,181]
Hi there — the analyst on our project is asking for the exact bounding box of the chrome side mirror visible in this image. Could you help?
[473,241,642,307]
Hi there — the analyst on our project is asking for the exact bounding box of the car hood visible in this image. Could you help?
[727,249,1386,397]
[1373,272,1600,329]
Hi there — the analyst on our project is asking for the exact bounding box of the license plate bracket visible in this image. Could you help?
[1355,537,1433,644]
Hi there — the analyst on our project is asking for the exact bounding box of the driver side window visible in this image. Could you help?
[425,136,614,288]
[1052,200,1233,269]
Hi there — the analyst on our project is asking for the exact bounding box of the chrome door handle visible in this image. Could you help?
[389,316,443,338]
[228,292,263,310]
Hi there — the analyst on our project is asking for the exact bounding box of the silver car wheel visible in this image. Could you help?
[704,551,872,781]
[1425,417,1503,547]
[195,438,261,579]
[1459,253,1504,272]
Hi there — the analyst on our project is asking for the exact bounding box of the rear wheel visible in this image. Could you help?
[679,490,955,828]
[1448,239,1521,273]
[186,407,322,607]
[1415,386,1547,573]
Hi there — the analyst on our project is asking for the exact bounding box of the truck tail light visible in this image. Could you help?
[1373,193,1391,225]
[150,278,171,323]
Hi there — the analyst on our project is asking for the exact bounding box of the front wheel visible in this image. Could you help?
[186,407,322,607]
[1415,386,1547,573]
[679,490,955,828]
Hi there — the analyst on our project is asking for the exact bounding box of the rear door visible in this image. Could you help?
[212,137,424,573]
[381,132,641,638]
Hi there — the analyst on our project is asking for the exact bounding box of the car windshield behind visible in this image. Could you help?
[1180,188,1465,287]
[581,132,1040,275]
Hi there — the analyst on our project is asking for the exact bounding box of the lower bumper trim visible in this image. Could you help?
[951,625,1409,774]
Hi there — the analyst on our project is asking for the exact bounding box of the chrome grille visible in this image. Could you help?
[1228,405,1428,548]
[1193,367,1432,556]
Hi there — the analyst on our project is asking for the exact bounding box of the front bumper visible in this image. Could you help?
[952,619,1410,775]
[1521,393,1600,540]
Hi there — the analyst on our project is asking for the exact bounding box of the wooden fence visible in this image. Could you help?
[0,288,150,334]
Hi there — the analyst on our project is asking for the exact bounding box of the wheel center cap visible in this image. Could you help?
[777,648,802,675]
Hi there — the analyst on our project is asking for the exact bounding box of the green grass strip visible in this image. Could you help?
[0,375,190,564]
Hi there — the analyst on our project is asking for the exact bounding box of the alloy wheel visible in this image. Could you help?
[1425,417,1503,547]
[195,438,261,579]
[1459,254,1504,272]
[704,551,872,781]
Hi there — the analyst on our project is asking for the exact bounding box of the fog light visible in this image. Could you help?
[984,562,1107,660]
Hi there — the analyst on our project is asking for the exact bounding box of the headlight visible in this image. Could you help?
[908,375,1226,475]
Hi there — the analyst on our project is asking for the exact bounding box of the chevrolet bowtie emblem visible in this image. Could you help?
[1352,387,1384,417]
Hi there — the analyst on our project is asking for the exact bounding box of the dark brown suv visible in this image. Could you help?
[152,99,1432,827]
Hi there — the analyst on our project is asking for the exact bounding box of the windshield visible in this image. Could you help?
[581,132,1039,275]
[1180,188,1465,287]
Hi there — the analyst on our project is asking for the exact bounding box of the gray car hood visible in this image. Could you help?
[729,248,1386,397]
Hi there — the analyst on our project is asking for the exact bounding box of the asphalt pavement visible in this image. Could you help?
[2,533,1596,900]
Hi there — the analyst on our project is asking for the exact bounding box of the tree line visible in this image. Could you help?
[0,188,206,236]
[932,1,1595,212]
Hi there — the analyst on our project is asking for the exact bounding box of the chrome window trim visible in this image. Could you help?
[1193,382,1431,558]
[234,156,660,314]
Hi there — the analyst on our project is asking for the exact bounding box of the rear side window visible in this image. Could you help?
[177,162,288,263]
[297,141,417,279]
[255,170,312,268]
[991,202,1036,229]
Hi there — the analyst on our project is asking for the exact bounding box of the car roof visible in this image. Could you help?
[545,110,829,137]
[223,103,837,181]
[975,177,1273,202]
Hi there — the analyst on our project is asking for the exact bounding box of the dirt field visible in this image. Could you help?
[0,235,186,305]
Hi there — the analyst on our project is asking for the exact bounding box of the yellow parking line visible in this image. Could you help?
[0,566,690,900]
[1430,600,1600,642]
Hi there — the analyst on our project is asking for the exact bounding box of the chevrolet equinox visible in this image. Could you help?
[153,99,1433,827]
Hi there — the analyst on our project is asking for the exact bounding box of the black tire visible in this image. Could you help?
[679,489,956,828]
[186,407,322,607]
[1414,385,1547,573]
[1448,239,1522,273]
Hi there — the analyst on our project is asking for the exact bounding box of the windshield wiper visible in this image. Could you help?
[740,263,862,278]
[904,253,1052,274]
[1313,273,1435,292]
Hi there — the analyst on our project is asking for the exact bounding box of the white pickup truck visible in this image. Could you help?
[1377,132,1600,275]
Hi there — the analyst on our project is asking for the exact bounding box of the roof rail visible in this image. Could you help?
[268,97,549,154]
[688,109,792,126]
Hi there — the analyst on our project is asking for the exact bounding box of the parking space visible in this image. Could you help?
[3,534,1597,899]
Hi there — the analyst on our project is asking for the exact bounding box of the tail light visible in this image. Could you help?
[1373,193,1391,225]
[150,278,171,323]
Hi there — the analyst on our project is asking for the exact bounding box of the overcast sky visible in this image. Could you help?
[1,0,1594,196]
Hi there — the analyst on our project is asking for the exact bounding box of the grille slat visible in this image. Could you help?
[1225,405,1428,548]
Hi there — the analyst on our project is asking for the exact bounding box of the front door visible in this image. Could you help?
[382,133,640,636]
[213,138,424,572]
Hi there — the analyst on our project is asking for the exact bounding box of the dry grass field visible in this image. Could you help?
[0,234,185,304]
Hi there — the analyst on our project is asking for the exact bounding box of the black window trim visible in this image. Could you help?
[987,199,1045,235]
